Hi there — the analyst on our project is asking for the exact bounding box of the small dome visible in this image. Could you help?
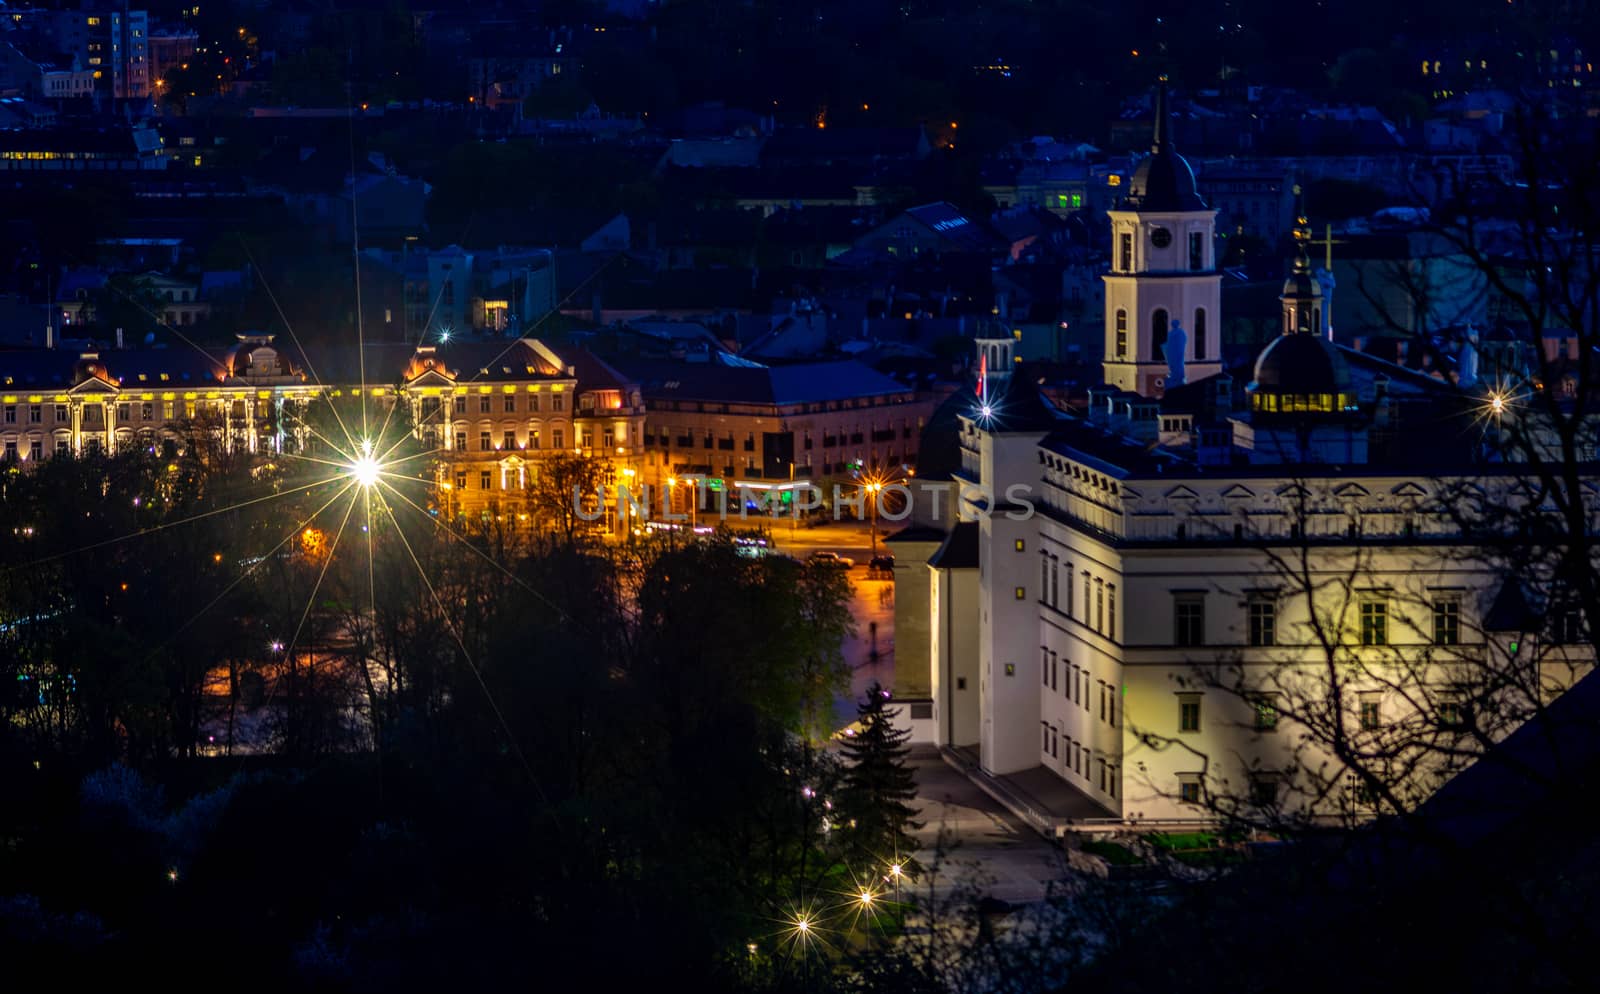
[1122,150,1206,213]
[1249,334,1359,417]
[1252,334,1349,394]
[1282,268,1322,301]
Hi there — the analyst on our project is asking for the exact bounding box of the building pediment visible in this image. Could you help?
[1390,481,1428,499]
[69,377,118,395]
[1220,484,1255,500]
[1163,485,1199,501]
[405,365,457,388]
[1333,482,1371,500]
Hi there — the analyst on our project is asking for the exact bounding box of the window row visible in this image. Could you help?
[1111,307,1208,362]
[1038,550,1114,639]
[1040,648,1118,727]
[1173,593,1467,648]
[1041,723,1119,797]
[1176,690,1477,738]
[424,393,567,417]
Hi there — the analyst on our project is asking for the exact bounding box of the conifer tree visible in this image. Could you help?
[840,681,920,866]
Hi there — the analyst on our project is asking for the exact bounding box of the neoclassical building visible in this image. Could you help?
[900,95,1595,827]
[0,335,644,523]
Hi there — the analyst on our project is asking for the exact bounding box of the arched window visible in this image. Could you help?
[1194,308,1208,361]
[1115,309,1128,358]
[1151,308,1169,354]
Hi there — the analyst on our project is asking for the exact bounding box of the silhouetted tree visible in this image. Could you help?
[840,681,919,864]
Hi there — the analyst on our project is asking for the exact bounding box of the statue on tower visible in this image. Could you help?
[1165,318,1188,387]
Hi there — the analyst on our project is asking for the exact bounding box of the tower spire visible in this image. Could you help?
[1152,75,1171,152]
[1290,184,1313,278]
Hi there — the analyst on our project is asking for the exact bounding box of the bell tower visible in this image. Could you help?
[1102,77,1223,397]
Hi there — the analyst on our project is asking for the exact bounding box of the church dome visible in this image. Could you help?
[1248,334,1358,416]
[1123,149,1206,213]
[1119,78,1207,213]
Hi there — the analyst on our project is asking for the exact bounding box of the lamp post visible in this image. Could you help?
[866,481,881,558]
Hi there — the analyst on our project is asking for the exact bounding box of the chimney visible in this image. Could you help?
[116,327,124,349]
[1127,400,1159,443]
[1087,386,1115,425]
[1213,373,1233,417]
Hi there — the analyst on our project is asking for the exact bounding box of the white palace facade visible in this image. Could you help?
[899,87,1597,827]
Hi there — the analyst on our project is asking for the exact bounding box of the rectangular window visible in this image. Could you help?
[55,405,68,422]
[1040,553,1050,601]
[455,470,467,490]
[1174,595,1205,647]
[1042,647,1051,687]
[552,429,564,449]
[529,430,540,450]
[479,431,491,451]
[1066,563,1074,616]
[1115,310,1128,358]
[479,470,492,489]
[1437,691,1468,730]
[528,394,540,413]
[454,395,467,415]
[1552,605,1584,644]
[1254,694,1280,731]
[1249,773,1280,807]
[503,430,517,450]
[1107,584,1116,640]
[455,431,467,451]
[1050,556,1060,606]
[1248,598,1276,647]
[29,405,41,423]
[1095,579,1105,632]
[1041,721,1050,752]
[1178,694,1201,733]
[503,394,516,413]
[117,403,130,422]
[1359,692,1382,730]
[1189,231,1205,271]
[1118,231,1133,272]
[3,405,14,423]
[479,395,491,414]
[1178,775,1202,804]
[29,440,41,461]
[1099,682,1107,722]
[1433,600,1460,645]
[1050,652,1058,691]
[552,394,565,412]
[1360,601,1388,646]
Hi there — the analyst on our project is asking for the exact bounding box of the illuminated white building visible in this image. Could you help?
[914,92,1591,827]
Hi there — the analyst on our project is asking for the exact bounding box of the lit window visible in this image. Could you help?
[1360,601,1388,646]
[1254,694,1279,731]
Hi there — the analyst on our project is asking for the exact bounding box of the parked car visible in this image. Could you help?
[810,551,855,568]
[869,554,896,572]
